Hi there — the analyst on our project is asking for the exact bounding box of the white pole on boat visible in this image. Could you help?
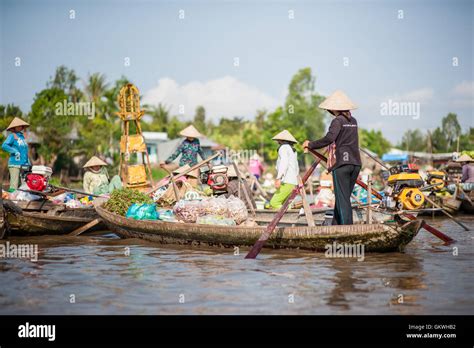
[367,175,372,225]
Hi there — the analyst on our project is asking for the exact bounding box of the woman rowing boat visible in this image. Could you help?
[303,90,361,225]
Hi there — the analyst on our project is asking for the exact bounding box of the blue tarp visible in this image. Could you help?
[381,153,409,162]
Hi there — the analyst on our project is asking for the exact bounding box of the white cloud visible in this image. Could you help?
[450,81,474,108]
[142,76,280,120]
[383,88,434,103]
[452,81,474,97]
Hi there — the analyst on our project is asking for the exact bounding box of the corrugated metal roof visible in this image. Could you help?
[143,132,168,141]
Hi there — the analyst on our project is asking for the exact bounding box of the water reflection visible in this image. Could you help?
[0,216,472,315]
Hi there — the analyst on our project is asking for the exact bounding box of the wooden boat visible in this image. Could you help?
[95,204,423,253]
[3,199,104,236]
[253,207,396,226]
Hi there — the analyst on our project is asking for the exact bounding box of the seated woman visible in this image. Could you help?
[267,130,299,209]
[82,156,122,195]
[1,117,31,191]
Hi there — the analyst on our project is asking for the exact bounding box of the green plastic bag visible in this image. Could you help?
[126,203,158,220]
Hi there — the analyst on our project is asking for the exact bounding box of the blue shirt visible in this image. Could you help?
[2,132,30,166]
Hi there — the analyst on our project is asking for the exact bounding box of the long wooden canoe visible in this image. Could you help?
[3,199,104,236]
[95,205,422,252]
[253,207,396,226]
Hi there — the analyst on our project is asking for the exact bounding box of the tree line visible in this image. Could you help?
[1,66,472,173]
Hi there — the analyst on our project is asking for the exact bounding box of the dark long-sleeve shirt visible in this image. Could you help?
[309,115,361,171]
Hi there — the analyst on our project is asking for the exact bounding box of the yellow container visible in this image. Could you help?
[126,164,147,185]
[120,135,146,153]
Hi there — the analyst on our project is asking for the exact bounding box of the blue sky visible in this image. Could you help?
[1,0,472,143]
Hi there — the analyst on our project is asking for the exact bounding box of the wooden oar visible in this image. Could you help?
[50,185,102,198]
[424,195,470,231]
[231,161,256,217]
[237,156,270,200]
[148,153,220,194]
[245,158,322,259]
[307,148,455,244]
[68,218,101,236]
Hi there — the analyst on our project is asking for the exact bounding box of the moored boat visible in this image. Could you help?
[3,199,104,236]
[95,204,422,253]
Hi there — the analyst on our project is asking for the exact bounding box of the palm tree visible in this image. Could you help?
[144,103,170,132]
[84,73,109,105]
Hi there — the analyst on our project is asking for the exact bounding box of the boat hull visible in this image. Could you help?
[95,205,422,252]
[4,200,104,236]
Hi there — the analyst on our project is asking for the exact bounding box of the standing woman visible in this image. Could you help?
[162,125,206,168]
[268,130,299,209]
[1,117,31,191]
[303,90,361,225]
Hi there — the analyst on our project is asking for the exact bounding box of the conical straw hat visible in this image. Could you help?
[6,117,30,131]
[272,130,298,143]
[179,125,202,138]
[83,156,108,168]
[456,154,473,162]
[319,90,358,111]
[172,164,199,178]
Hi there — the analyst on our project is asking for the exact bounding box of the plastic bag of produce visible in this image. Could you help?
[204,196,229,216]
[226,195,248,224]
[65,199,83,208]
[196,214,236,226]
[9,188,42,201]
[126,203,158,220]
[156,208,176,222]
[173,199,205,223]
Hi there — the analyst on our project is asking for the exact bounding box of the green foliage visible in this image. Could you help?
[74,74,128,158]
[461,150,474,158]
[359,129,392,157]
[397,129,427,152]
[166,116,187,139]
[428,114,471,153]
[47,65,83,102]
[442,113,461,150]
[0,104,23,157]
[459,127,474,151]
[28,88,73,166]
[144,103,170,132]
[104,188,153,216]
[6,64,473,177]
[151,167,168,181]
[284,67,326,142]
[193,106,206,133]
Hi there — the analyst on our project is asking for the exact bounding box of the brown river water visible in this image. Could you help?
[0,215,473,315]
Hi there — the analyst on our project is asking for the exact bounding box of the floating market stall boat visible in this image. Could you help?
[3,199,104,236]
[253,207,396,226]
[95,204,422,252]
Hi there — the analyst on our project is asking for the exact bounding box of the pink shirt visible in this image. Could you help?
[249,159,264,177]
